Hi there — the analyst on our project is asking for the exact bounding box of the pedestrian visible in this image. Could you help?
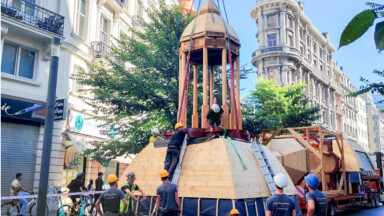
[67,173,87,207]
[10,173,33,216]
[150,128,163,143]
[266,173,296,216]
[205,104,224,132]
[164,123,187,181]
[95,172,104,202]
[155,170,181,216]
[120,172,147,216]
[304,174,327,216]
[87,179,95,204]
[96,174,127,216]
[229,208,240,216]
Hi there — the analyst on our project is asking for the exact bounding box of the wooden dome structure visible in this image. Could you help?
[118,138,297,215]
[177,0,242,133]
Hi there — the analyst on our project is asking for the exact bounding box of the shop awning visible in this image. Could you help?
[66,132,96,153]
[113,154,136,164]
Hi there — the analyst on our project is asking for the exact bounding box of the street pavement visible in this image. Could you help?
[336,206,384,215]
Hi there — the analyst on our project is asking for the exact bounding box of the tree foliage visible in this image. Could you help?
[339,2,384,52]
[242,78,321,136]
[73,1,194,163]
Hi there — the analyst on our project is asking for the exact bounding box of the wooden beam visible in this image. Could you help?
[221,48,229,128]
[287,128,322,159]
[319,129,327,191]
[263,129,281,146]
[236,56,242,130]
[192,65,199,128]
[210,66,214,107]
[311,164,322,174]
[340,136,347,194]
[201,48,209,128]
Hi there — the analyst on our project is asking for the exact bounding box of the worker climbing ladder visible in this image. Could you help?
[251,141,276,195]
[151,134,188,216]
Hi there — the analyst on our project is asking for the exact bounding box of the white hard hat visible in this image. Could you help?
[213,89,218,94]
[273,173,288,188]
[212,104,220,113]
[152,128,160,134]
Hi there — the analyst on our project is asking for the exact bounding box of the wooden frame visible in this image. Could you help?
[260,126,347,195]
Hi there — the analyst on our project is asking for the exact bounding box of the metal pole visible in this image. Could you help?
[36,37,61,215]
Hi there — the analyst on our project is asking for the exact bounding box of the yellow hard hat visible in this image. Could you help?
[174,123,183,130]
[230,208,240,215]
[159,169,169,178]
[107,174,119,183]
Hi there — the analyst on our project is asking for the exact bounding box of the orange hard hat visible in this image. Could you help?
[230,208,239,215]
[106,174,118,183]
[159,169,169,178]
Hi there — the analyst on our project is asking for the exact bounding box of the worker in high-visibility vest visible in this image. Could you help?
[120,172,147,216]
[229,208,240,216]
[150,128,163,143]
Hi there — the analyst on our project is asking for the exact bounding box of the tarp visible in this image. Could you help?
[135,196,302,216]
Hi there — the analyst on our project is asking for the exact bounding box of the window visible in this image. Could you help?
[299,28,304,39]
[287,16,293,28]
[100,16,109,43]
[124,0,130,13]
[72,67,87,96]
[268,67,279,79]
[319,49,324,60]
[288,35,294,46]
[313,43,317,53]
[136,0,143,17]
[75,0,86,38]
[300,46,304,55]
[314,58,317,66]
[320,64,323,71]
[307,36,311,45]
[267,14,277,27]
[267,34,277,47]
[1,43,36,79]
[327,54,331,63]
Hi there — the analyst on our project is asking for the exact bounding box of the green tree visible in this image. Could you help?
[339,3,384,101]
[339,2,384,51]
[242,78,321,136]
[73,1,194,163]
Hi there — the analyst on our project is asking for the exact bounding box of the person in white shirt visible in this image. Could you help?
[10,173,33,216]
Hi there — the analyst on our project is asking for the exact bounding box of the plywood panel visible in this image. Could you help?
[332,140,360,172]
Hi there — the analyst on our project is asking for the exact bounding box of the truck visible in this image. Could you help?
[260,126,384,216]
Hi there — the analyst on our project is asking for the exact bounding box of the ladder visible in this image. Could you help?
[251,141,276,195]
[151,134,188,216]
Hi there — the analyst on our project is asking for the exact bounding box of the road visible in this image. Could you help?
[335,206,384,215]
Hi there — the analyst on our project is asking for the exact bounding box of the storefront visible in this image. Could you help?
[1,97,44,197]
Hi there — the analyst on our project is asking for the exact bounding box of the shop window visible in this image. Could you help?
[268,34,277,47]
[1,43,36,79]
[267,14,277,27]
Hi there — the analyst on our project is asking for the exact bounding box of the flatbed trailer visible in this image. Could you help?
[261,126,384,216]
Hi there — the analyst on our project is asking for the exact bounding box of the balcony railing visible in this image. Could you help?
[260,46,283,53]
[1,0,64,36]
[90,41,113,59]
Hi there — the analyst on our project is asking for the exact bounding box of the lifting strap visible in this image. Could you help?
[251,141,276,195]
[222,128,247,169]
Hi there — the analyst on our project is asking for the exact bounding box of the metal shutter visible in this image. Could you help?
[1,122,39,197]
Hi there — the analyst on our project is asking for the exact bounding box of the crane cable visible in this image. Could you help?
[177,0,202,123]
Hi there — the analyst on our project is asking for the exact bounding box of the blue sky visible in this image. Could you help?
[193,0,383,98]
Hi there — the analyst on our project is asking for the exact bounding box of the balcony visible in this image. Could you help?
[90,41,113,59]
[1,0,64,36]
[260,46,283,53]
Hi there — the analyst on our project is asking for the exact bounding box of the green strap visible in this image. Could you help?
[222,128,247,170]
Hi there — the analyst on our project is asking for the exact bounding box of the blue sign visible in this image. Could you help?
[75,115,84,131]
[109,126,116,138]
[1,98,45,122]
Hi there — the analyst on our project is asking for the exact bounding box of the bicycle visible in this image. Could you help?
[57,194,90,216]
[1,192,49,216]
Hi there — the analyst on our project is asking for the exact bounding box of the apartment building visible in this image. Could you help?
[1,0,179,208]
[250,0,373,152]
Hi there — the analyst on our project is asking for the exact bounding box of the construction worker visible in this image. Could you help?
[229,208,240,216]
[304,174,327,216]
[206,104,224,132]
[96,174,127,216]
[164,123,187,181]
[156,170,181,216]
[150,128,163,143]
[266,173,296,216]
[120,172,147,216]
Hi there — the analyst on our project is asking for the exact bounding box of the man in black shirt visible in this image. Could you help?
[206,104,224,132]
[93,172,104,209]
[164,123,187,181]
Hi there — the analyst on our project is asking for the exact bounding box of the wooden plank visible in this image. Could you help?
[210,66,214,107]
[201,47,208,128]
[311,164,322,174]
[263,129,281,146]
[192,65,199,128]
[236,56,242,130]
[319,130,327,191]
[287,128,322,159]
[340,137,347,195]
[222,48,229,128]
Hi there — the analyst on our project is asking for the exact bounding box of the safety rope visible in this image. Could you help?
[222,128,247,169]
